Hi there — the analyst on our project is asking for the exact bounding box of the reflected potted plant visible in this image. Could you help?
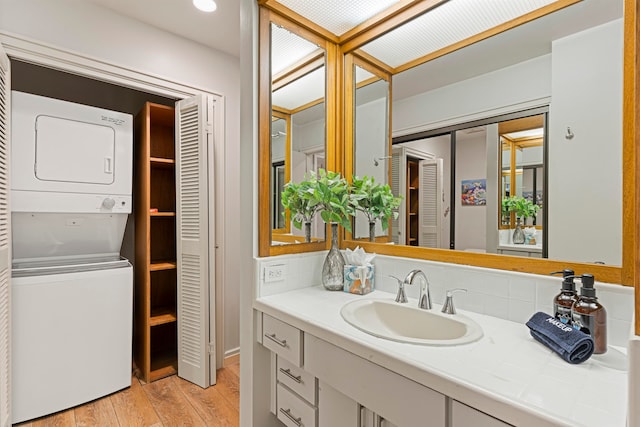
[503,196,540,244]
[281,169,352,290]
[349,175,402,242]
[280,180,320,243]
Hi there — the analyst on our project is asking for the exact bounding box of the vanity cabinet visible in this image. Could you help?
[259,310,516,427]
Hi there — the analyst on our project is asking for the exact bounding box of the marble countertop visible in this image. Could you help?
[255,287,628,427]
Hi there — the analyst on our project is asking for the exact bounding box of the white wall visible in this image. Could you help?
[393,54,551,136]
[292,117,324,155]
[455,133,487,251]
[355,97,388,239]
[548,19,622,265]
[0,0,242,355]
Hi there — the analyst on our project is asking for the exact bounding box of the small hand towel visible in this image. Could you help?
[525,312,594,364]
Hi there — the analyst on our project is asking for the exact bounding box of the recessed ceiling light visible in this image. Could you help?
[193,0,217,12]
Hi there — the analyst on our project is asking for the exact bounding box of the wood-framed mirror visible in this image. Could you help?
[337,0,630,285]
[258,7,338,256]
[258,0,637,290]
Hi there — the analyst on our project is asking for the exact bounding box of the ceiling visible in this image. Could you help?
[87,0,240,57]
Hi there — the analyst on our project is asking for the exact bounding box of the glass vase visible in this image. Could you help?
[513,218,525,244]
[368,221,376,242]
[304,222,311,243]
[322,223,345,291]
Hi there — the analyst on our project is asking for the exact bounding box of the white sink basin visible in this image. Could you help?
[340,299,483,346]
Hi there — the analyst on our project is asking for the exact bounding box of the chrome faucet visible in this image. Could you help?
[404,269,432,310]
[441,288,467,314]
[389,275,408,303]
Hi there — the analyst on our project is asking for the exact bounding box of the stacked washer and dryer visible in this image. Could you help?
[10,91,134,423]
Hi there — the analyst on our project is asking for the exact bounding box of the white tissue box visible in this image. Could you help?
[343,264,374,295]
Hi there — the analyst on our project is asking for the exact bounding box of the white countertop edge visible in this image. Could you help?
[253,287,599,427]
[497,243,543,252]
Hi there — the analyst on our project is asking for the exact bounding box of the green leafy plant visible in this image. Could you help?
[502,196,540,224]
[313,169,353,232]
[349,175,402,231]
[280,180,321,230]
[281,169,353,232]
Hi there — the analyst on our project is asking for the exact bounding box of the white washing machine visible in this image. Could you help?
[10,92,134,423]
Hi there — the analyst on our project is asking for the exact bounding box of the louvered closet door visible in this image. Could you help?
[0,45,11,427]
[390,150,405,245]
[175,95,215,388]
[418,159,443,248]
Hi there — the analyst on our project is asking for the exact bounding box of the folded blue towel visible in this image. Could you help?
[525,312,594,364]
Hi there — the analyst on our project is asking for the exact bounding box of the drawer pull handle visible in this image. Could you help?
[265,333,287,347]
[279,367,302,383]
[279,408,302,426]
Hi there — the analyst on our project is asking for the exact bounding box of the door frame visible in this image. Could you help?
[0,31,226,370]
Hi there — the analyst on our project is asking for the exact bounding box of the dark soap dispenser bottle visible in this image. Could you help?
[571,274,607,354]
[551,269,578,325]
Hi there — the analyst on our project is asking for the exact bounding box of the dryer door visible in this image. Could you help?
[35,115,115,185]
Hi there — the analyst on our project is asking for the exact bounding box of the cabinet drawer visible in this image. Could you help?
[278,356,316,404]
[263,313,303,366]
[277,383,317,427]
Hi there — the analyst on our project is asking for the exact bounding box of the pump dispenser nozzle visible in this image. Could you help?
[551,269,576,291]
[578,274,596,297]
[551,269,578,326]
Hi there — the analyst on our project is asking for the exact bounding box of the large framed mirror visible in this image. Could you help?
[258,8,336,256]
[259,0,635,285]
[340,0,629,284]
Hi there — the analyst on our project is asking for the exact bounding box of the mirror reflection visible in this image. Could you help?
[352,64,390,241]
[269,21,327,246]
[498,116,545,255]
[271,113,289,232]
[353,0,622,265]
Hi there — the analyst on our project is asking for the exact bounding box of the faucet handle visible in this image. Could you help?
[441,288,467,314]
[389,275,408,303]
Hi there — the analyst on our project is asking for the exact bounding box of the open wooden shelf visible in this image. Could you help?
[150,261,177,271]
[134,102,178,384]
[150,156,175,167]
[150,308,177,326]
[150,211,176,217]
[149,364,177,382]
[406,158,420,246]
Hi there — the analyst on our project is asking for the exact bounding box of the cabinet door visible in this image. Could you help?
[305,334,446,427]
[360,407,398,427]
[0,43,11,427]
[418,158,443,248]
[175,95,214,388]
[451,400,512,427]
[318,380,358,427]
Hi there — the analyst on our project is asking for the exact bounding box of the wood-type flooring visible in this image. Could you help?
[15,359,240,427]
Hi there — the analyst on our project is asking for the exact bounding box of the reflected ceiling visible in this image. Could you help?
[271,24,321,76]
[361,0,557,68]
[276,0,402,35]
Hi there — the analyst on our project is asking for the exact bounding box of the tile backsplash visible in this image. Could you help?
[255,253,634,348]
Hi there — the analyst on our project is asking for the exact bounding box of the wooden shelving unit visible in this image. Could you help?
[134,102,177,383]
[407,158,420,246]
